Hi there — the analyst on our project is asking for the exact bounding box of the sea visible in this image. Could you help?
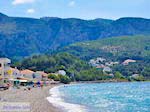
[47,82,150,112]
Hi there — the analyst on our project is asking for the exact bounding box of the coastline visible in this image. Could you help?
[71,79,150,84]
[0,81,149,112]
[0,85,61,112]
[47,84,87,112]
[71,79,129,84]
[0,81,123,112]
[49,81,150,112]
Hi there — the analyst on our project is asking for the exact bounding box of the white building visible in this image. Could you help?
[122,59,136,65]
[103,67,112,73]
[58,70,66,76]
[0,58,11,83]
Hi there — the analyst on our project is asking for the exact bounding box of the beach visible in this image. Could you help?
[0,85,61,112]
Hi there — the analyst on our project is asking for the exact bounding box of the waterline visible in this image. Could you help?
[52,82,150,112]
[47,85,87,112]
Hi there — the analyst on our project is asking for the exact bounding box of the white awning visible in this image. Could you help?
[9,79,28,82]
[19,80,28,82]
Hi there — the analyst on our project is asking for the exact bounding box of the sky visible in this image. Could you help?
[0,0,149,20]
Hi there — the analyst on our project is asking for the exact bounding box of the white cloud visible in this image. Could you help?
[26,9,35,14]
[68,1,75,7]
[12,0,35,5]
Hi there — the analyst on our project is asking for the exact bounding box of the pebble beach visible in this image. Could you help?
[0,85,61,112]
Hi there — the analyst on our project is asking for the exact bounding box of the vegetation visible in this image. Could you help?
[14,53,105,82]
[48,74,60,81]
[0,12,150,59]
[132,75,145,81]
[1,12,149,82]
[75,68,105,81]
[59,75,71,84]
[114,72,124,79]
[48,74,71,84]
[13,35,150,81]
[59,35,150,79]
[60,35,150,60]
[112,60,150,79]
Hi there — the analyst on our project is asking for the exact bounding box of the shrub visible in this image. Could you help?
[59,75,71,84]
[114,71,125,79]
[48,74,60,81]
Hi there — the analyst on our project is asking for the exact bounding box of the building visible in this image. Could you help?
[20,69,34,80]
[89,57,106,67]
[105,62,119,66]
[11,67,22,79]
[58,70,66,76]
[122,59,136,65]
[108,73,114,77]
[130,74,140,78]
[96,64,105,69]
[96,57,106,63]
[5,67,22,79]
[103,67,112,73]
[0,58,11,84]
[33,71,48,81]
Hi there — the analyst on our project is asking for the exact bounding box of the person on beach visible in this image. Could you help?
[37,82,40,87]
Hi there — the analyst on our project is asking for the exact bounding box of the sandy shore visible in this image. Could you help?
[0,85,61,112]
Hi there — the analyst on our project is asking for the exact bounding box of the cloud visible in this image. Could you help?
[26,9,35,14]
[12,0,35,5]
[68,1,75,7]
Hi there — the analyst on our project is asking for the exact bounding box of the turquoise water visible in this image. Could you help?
[58,82,150,112]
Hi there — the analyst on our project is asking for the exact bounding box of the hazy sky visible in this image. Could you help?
[0,0,149,19]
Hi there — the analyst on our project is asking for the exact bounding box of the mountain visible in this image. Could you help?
[0,13,150,59]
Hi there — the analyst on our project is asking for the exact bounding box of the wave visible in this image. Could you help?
[47,85,87,112]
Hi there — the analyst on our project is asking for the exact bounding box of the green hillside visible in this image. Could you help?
[60,35,150,61]
[13,35,150,80]
[59,35,150,78]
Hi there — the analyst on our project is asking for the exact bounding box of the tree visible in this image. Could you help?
[114,71,124,79]
[48,74,60,81]
[59,75,71,84]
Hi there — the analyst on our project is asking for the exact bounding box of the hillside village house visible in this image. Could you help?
[122,59,136,65]
[58,70,66,76]
[51,70,67,76]
[103,67,112,73]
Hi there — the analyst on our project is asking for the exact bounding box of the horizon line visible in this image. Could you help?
[0,12,150,21]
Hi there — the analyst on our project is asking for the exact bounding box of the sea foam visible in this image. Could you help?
[47,85,86,112]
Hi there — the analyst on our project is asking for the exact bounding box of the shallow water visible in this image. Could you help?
[48,82,150,112]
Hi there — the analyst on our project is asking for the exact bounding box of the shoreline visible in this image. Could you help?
[0,84,61,112]
[71,79,129,84]
[47,84,87,112]
[0,81,149,112]
[71,79,150,84]
[49,81,150,112]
